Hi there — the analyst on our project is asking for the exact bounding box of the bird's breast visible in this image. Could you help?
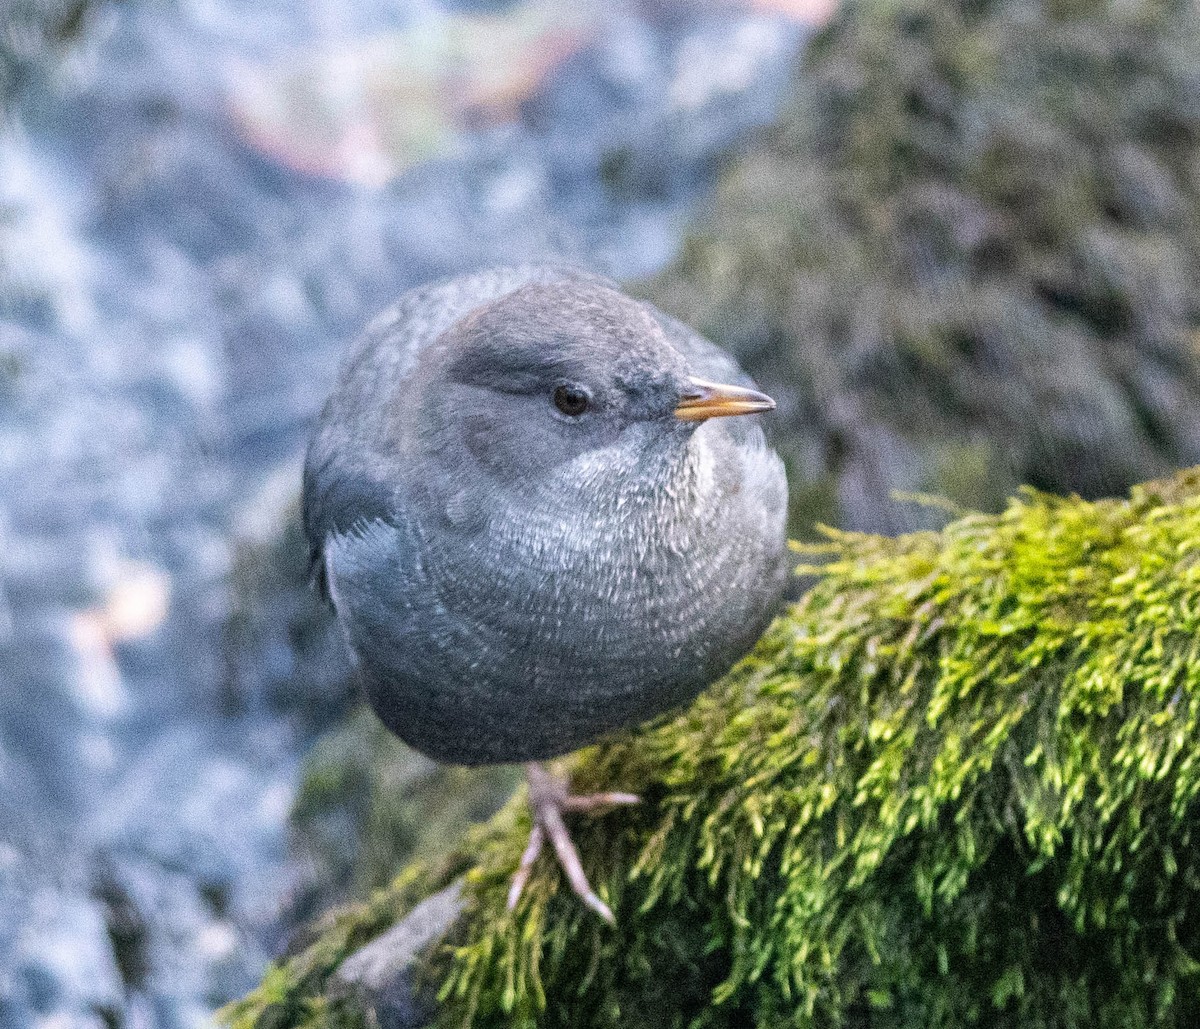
[329,432,787,765]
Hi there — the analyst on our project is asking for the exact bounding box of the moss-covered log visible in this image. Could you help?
[641,0,1200,533]
[226,465,1200,1028]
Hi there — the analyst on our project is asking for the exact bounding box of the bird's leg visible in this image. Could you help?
[506,761,640,923]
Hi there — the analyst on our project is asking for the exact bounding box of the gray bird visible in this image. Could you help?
[303,265,789,921]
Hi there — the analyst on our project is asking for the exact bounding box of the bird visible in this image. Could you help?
[303,264,790,922]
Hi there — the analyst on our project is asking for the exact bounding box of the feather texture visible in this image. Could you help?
[303,265,789,764]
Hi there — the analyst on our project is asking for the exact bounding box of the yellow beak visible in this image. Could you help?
[674,376,776,421]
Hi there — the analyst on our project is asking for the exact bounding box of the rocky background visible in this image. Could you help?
[4,0,1200,1025]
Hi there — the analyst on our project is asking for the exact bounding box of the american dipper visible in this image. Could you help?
[303,265,789,921]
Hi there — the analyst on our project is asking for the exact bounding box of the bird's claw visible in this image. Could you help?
[506,763,640,923]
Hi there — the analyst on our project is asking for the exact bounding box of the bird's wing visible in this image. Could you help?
[303,263,614,595]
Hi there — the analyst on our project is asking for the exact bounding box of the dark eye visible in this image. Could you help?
[553,385,589,417]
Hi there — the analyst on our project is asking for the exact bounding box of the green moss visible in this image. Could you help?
[231,466,1200,1028]
[432,466,1200,1027]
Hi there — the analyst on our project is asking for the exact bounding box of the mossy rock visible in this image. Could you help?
[226,464,1200,1029]
[290,707,518,918]
[639,0,1200,535]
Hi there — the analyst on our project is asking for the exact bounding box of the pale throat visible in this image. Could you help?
[516,428,720,552]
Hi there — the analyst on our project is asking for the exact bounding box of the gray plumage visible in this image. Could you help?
[303,265,789,766]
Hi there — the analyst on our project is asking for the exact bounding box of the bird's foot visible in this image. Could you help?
[506,761,640,923]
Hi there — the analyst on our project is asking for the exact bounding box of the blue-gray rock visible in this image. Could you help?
[331,882,464,1029]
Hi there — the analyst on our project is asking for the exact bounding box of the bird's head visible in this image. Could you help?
[405,279,774,488]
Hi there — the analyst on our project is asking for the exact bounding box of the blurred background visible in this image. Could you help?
[1,0,1199,1025]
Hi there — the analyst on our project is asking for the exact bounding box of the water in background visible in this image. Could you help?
[0,1,805,1024]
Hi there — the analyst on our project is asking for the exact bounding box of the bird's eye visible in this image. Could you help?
[553,385,589,417]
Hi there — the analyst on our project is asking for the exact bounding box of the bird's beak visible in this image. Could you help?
[674,376,776,421]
